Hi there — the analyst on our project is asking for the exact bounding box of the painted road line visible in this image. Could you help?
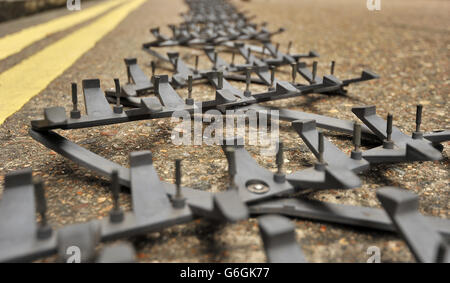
[0,0,147,125]
[0,0,126,62]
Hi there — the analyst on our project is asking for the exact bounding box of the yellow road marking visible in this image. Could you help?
[0,0,126,61]
[0,0,147,125]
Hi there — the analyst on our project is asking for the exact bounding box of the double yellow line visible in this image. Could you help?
[0,0,147,125]
[0,0,126,61]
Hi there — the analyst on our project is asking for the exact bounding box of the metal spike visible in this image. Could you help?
[175,160,181,197]
[244,67,252,97]
[214,52,218,70]
[225,147,237,190]
[276,142,284,170]
[188,75,193,95]
[194,55,199,74]
[287,41,292,55]
[109,170,124,223]
[34,179,52,239]
[231,51,235,67]
[351,122,362,160]
[312,61,318,83]
[413,104,423,139]
[153,76,160,95]
[111,171,120,210]
[354,122,361,150]
[126,65,131,84]
[186,75,194,105]
[274,142,285,183]
[314,131,326,171]
[151,61,156,77]
[246,48,251,64]
[113,79,123,114]
[70,83,81,119]
[71,83,77,111]
[217,71,223,90]
[34,180,47,223]
[172,159,186,208]
[318,131,324,164]
[386,113,393,141]
[416,104,422,132]
[330,61,335,75]
[269,65,276,91]
[174,57,179,70]
[383,113,394,149]
[291,62,297,85]
[275,43,280,54]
